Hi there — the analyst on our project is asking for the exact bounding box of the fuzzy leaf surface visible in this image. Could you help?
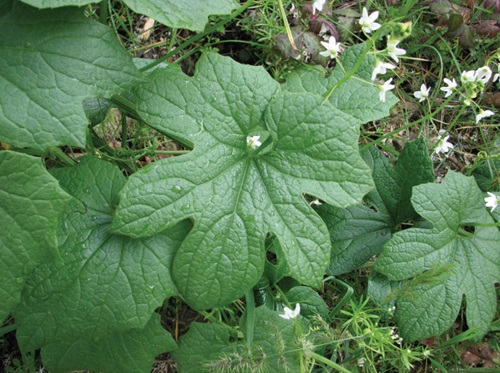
[112,53,374,310]
[0,151,71,320]
[172,307,300,372]
[15,157,188,367]
[317,139,434,274]
[374,171,500,341]
[285,43,398,125]
[40,314,175,373]
[0,3,141,149]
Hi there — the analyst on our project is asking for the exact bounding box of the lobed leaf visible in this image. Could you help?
[112,52,374,310]
[317,139,434,275]
[285,43,399,125]
[14,157,188,369]
[0,3,141,149]
[0,150,71,320]
[374,171,500,341]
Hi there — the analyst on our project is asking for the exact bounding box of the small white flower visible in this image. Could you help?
[319,36,342,59]
[386,36,406,62]
[485,192,499,212]
[359,7,381,34]
[475,66,492,83]
[476,109,494,123]
[435,134,454,154]
[279,303,300,320]
[246,135,261,149]
[371,59,395,81]
[378,78,395,102]
[414,83,431,102]
[494,72,500,82]
[312,0,326,15]
[440,78,458,97]
[461,70,476,83]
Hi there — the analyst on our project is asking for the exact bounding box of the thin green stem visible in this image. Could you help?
[121,113,128,149]
[139,0,254,72]
[324,276,354,320]
[321,26,386,104]
[48,147,77,166]
[309,351,353,373]
[245,290,255,347]
[110,94,142,120]
[361,93,461,151]
[276,0,298,50]
[322,38,374,104]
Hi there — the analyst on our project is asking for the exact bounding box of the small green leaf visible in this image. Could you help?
[374,171,500,341]
[112,53,374,310]
[172,307,300,372]
[40,314,175,373]
[83,98,112,126]
[286,286,329,321]
[0,150,71,320]
[285,43,399,125]
[317,139,434,275]
[0,3,141,149]
[15,157,189,370]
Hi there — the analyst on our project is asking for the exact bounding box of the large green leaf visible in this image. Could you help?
[374,171,500,341]
[285,43,399,125]
[172,306,300,372]
[0,150,71,321]
[112,52,374,310]
[123,0,238,31]
[14,157,188,370]
[0,3,141,149]
[317,139,434,275]
[40,314,175,373]
[19,0,238,31]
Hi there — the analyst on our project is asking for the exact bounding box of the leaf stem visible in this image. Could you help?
[48,147,77,166]
[121,113,128,149]
[324,276,354,320]
[245,290,255,347]
[110,95,141,121]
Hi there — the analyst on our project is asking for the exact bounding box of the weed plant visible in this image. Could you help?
[1,0,499,372]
